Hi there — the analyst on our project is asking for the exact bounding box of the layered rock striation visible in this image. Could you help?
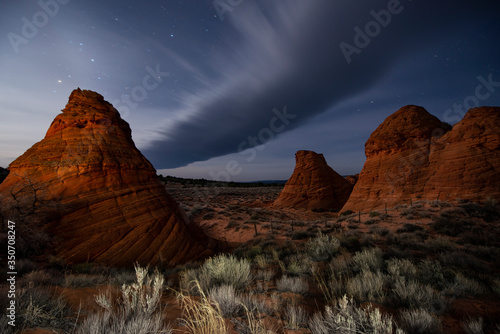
[0,88,211,266]
[342,105,500,212]
[272,150,353,211]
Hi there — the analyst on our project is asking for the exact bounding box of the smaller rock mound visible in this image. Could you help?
[272,150,353,211]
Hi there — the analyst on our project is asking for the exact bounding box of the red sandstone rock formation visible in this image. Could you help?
[272,150,353,211]
[345,174,359,186]
[0,88,211,266]
[342,105,500,212]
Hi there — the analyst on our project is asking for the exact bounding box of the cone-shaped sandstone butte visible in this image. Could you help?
[0,88,212,266]
[342,105,500,212]
[272,150,353,211]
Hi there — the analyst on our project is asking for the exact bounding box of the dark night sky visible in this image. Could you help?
[1,0,499,181]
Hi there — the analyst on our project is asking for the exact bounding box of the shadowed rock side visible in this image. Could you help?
[342,105,500,212]
[0,167,8,184]
[345,174,359,186]
[0,88,212,266]
[272,150,353,211]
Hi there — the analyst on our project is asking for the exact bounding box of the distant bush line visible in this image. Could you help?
[158,175,285,188]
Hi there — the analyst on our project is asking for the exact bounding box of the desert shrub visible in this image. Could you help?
[312,263,345,304]
[429,200,451,208]
[431,209,474,236]
[0,316,15,334]
[347,221,359,229]
[17,286,71,330]
[417,260,447,289]
[444,273,485,297]
[329,253,354,278]
[246,245,262,259]
[306,233,341,261]
[459,229,498,246]
[360,233,376,247]
[460,202,499,221]
[177,281,227,334]
[240,293,269,315]
[111,268,139,285]
[16,258,38,275]
[363,218,379,225]
[202,254,252,290]
[387,258,417,279]
[254,254,270,269]
[369,211,380,217]
[292,231,313,240]
[277,275,308,295]
[64,274,108,288]
[20,269,60,287]
[339,231,362,251]
[401,208,418,219]
[466,245,500,261]
[493,278,500,295]
[425,236,456,252]
[352,248,383,273]
[370,226,390,236]
[239,301,271,334]
[462,317,484,334]
[346,270,386,303]
[284,304,307,329]
[309,295,403,334]
[388,232,426,249]
[208,285,241,317]
[399,308,442,334]
[180,268,210,294]
[438,251,490,274]
[256,269,275,282]
[340,210,355,216]
[391,278,447,314]
[286,254,311,276]
[78,265,170,334]
[225,220,239,229]
[397,223,424,233]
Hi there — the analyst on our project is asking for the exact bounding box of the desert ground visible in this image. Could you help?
[2,179,500,334]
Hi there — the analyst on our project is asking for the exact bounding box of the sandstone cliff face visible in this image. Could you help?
[342,105,500,212]
[345,174,359,186]
[272,150,353,211]
[424,107,500,201]
[0,88,211,266]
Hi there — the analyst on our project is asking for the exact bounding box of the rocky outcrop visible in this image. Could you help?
[345,174,359,186]
[0,88,211,266]
[342,105,500,212]
[272,150,353,211]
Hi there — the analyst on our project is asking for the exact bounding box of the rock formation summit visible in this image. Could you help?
[272,150,353,211]
[0,88,211,266]
[342,105,500,212]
